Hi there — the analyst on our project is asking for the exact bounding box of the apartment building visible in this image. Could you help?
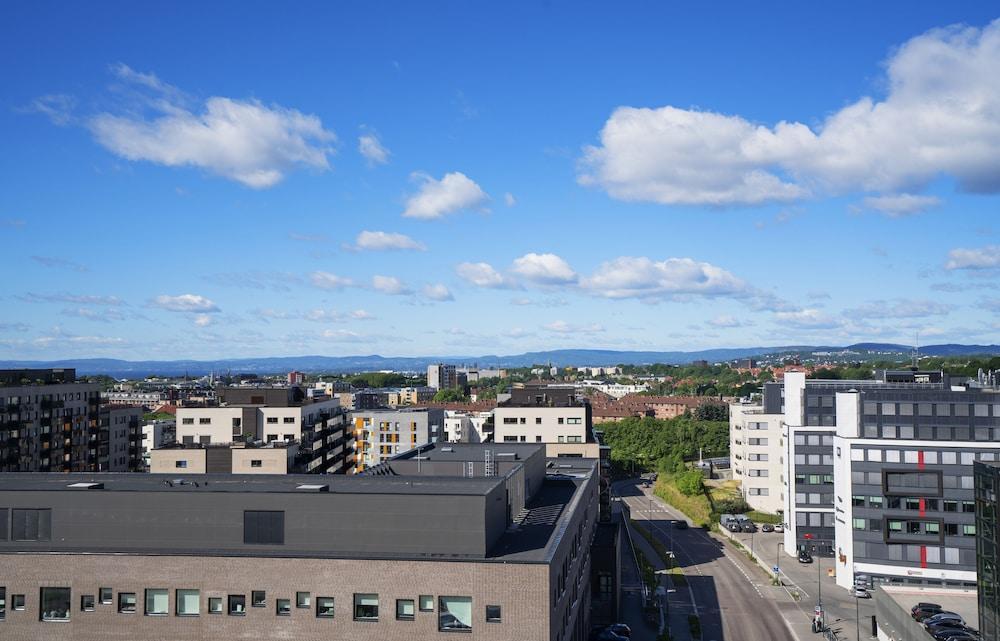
[494,385,591,447]
[150,441,299,474]
[140,419,175,471]
[99,406,143,473]
[442,410,493,443]
[0,369,104,473]
[427,363,459,390]
[350,408,444,473]
[175,387,351,474]
[729,403,784,514]
[0,442,599,641]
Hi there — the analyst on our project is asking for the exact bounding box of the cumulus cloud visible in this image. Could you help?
[455,262,515,288]
[350,230,426,252]
[510,253,578,285]
[150,294,220,313]
[193,314,213,327]
[358,131,390,165]
[945,245,1000,270]
[422,283,454,301]
[372,275,412,295]
[310,271,354,289]
[350,309,375,320]
[860,194,942,217]
[580,20,1000,206]
[543,320,605,334]
[707,315,747,328]
[403,172,489,219]
[845,298,951,319]
[86,64,335,188]
[580,257,748,300]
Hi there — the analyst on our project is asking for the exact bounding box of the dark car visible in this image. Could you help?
[797,550,813,564]
[913,602,943,615]
[596,630,629,641]
[913,606,945,621]
[727,522,741,532]
[741,522,757,533]
[927,620,970,631]
[606,623,631,637]
[673,520,688,530]
[929,629,977,641]
[918,611,960,623]
[761,523,774,533]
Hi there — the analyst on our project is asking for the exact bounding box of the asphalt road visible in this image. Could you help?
[614,479,796,641]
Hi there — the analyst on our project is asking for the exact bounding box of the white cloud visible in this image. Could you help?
[860,194,942,217]
[455,262,514,288]
[358,132,390,166]
[305,309,345,323]
[350,309,375,320]
[19,293,123,306]
[403,172,489,219]
[310,271,354,289]
[707,315,746,328]
[193,314,213,327]
[846,298,950,319]
[773,309,843,330]
[24,94,76,126]
[543,320,605,334]
[351,230,426,252]
[504,192,517,207]
[320,329,365,341]
[150,294,220,313]
[372,275,412,295]
[422,283,454,301]
[945,245,1000,270]
[510,253,578,285]
[31,255,88,272]
[580,20,1000,205]
[580,257,748,300]
[87,64,335,188]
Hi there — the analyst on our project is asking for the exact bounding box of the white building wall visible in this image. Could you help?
[729,404,785,514]
[176,407,244,444]
[493,406,587,444]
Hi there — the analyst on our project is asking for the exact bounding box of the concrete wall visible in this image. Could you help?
[494,406,588,444]
[150,450,207,474]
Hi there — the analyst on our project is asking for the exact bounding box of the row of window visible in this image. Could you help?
[864,401,1000,418]
[854,543,968,566]
[796,474,834,485]
[794,454,835,466]
[794,434,836,447]
[850,517,976,536]
[500,417,582,425]
[858,424,1000,440]
[849,448,999,465]
[849,470,973,491]
[851,496,975,512]
[0,588,495,630]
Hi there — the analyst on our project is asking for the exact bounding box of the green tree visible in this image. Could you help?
[694,402,728,422]
[432,388,468,402]
[676,470,705,496]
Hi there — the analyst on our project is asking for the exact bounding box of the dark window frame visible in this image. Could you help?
[882,469,943,498]
[251,591,266,608]
[396,598,415,621]
[276,598,291,616]
[228,594,246,616]
[118,592,137,613]
[486,604,502,622]
[81,594,95,611]
[316,596,335,618]
[99,587,112,605]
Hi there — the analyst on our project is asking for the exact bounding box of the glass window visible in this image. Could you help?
[81,594,95,611]
[316,597,335,618]
[354,593,379,620]
[853,518,865,530]
[439,596,473,632]
[99,587,112,604]
[145,589,168,616]
[252,591,266,608]
[119,592,137,613]
[396,598,415,620]
[0,588,5,621]
[296,592,311,608]
[208,597,223,614]
[40,587,71,621]
[228,595,246,616]
[486,605,501,622]
[276,599,291,616]
[419,595,434,611]
[176,590,199,616]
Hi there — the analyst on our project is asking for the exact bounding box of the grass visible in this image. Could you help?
[634,545,658,594]
[654,477,712,527]
[631,519,687,586]
[747,510,782,524]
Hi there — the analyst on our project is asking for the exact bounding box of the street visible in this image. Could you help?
[614,479,797,641]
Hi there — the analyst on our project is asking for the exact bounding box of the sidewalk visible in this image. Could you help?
[623,515,694,641]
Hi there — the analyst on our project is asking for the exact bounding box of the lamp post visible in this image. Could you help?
[855,589,861,641]
[776,542,783,584]
[817,553,823,631]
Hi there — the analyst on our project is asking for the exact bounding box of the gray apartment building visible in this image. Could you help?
[350,407,444,473]
[0,369,141,473]
[0,442,600,641]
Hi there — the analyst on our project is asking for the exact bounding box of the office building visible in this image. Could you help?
[729,403,784,514]
[350,408,443,473]
[176,387,351,474]
[0,442,599,641]
[975,460,1000,641]
[287,371,305,386]
[427,363,458,390]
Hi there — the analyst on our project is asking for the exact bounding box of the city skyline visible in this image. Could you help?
[3,2,1000,360]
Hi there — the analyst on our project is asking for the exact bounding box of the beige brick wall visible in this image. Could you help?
[0,554,551,641]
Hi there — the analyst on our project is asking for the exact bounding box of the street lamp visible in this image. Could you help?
[855,589,861,641]
[776,542,783,585]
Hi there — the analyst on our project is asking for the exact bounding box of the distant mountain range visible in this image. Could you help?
[1,343,998,378]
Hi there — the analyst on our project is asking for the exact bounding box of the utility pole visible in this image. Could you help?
[856,590,861,641]
[776,542,783,585]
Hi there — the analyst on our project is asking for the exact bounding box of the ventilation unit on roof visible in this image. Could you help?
[496,452,518,459]
[441,447,454,452]
[66,482,104,490]
[296,484,329,492]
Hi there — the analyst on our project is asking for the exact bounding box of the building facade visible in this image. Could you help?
[975,460,1000,641]
[350,408,444,473]
[494,386,591,446]
[729,403,784,514]
[150,441,299,474]
[427,364,458,390]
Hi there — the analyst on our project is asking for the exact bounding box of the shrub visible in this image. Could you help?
[675,470,705,496]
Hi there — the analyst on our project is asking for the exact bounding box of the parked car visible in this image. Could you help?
[914,606,945,621]
[673,520,688,530]
[595,630,629,641]
[606,623,631,638]
[797,550,813,564]
[741,522,757,533]
[922,612,964,626]
[929,629,977,641]
[727,522,741,533]
[926,620,971,632]
[761,523,774,533]
[853,587,870,598]
[774,523,784,533]
[912,602,943,615]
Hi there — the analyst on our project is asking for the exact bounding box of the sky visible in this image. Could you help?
[2,1,1000,360]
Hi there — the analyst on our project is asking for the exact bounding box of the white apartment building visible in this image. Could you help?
[141,418,175,470]
[442,409,493,443]
[579,381,650,399]
[176,398,340,444]
[729,403,785,514]
[494,405,588,444]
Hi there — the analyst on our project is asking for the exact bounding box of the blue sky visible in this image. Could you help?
[2,1,1000,360]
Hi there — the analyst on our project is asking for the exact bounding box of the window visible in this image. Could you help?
[282,416,295,424]
[0,587,5,620]
[252,591,266,608]
[486,605,501,622]
[558,418,564,424]
[502,418,517,424]
[250,460,262,468]
[316,597,335,618]
[884,471,941,497]
[40,587,70,622]
[228,595,246,616]
[354,593,379,620]
[396,599,415,620]
[175,460,187,469]
[266,417,278,424]
[244,510,284,545]
[145,589,168,616]
[182,418,194,425]
[276,599,291,616]
[439,596,472,632]
[81,594,95,611]
[119,592,136,613]
[199,417,211,425]
[208,597,223,614]
[11,508,51,541]
[964,524,976,536]
[176,590,199,616]
[419,595,434,611]
[99,587,112,605]
[296,592,311,608]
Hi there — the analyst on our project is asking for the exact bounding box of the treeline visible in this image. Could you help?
[597,415,729,474]
[809,357,1000,381]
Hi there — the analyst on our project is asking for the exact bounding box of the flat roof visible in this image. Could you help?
[882,584,977,626]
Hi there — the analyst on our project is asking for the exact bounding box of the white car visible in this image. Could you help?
[774,523,784,533]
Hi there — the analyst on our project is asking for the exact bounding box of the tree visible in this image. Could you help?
[694,402,728,422]
[432,388,467,403]
[676,470,705,496]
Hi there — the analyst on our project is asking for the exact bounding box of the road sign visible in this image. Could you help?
[773,566,780,573]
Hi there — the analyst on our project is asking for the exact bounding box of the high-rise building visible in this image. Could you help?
[426,364,457,390]
[975,460,1000,641]
[729,403,784,514]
